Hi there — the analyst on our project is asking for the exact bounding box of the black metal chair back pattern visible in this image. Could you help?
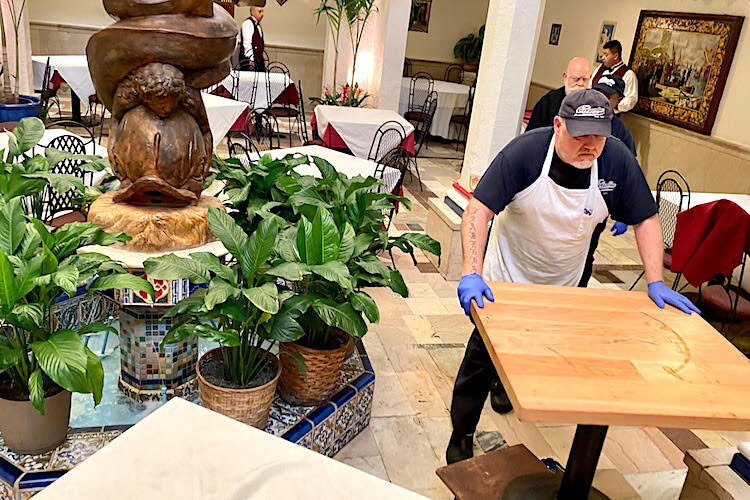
[408,72,434,114]
[46,121,96,148]
[444,64,464,84]
[451,81,476,151]
[374,147,412,229]
[367,120,406,163]
[41,133,92,223]
[655,170,691,250]
[227,131,261,156]
[414,91,438,156]
[264,62,291,109]
[403,58,413,77]
[264,63,300,147]
[229,69,241,100]
[228,140,260,165]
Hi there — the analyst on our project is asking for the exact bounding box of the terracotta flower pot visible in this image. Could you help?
[278,331,350,406]
[197,348,280,429]
[0,388,71,455]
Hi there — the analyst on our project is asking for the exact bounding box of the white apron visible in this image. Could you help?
[483,136,609,286]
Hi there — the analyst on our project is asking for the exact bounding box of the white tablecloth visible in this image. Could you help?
[398,77,470,139]
[217,71,293,109]
[201,92,250,147]
[248,145,401,193]
[32,55,95,104]
[34,398,424,500]
[313,105,415,159]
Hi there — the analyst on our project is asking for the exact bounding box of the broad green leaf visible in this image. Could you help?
[89,274,155,298]
[352,234,375,258]
[355,255,392,279]
[41,242,58,274]
[312,156,339,182]
[10,303,44,330]
[244,217,280,279]
[19,221,44,259]
[311,298,367,338]
[309,261,352,292]
[288,186,332,212]
[389,270,409,298]
[160,323,196,348]
[31,330,90,394]
[269,310,305,342]
[227,182,253,205]
[0,339,23,371]
[0,251,18,311]
[84,347,104,406]
[212,296,249,323]
[52,265,80,297]
[10,117,45,156]
[0,198,26,254]
[189,252,236,284]
[283,294,317,317]
[296,217,310,263]
[77,322,118,337]
[243,282,279,314]
[163,289,208,318]
[338,222,356,262]
[29,368,45,415]
[398,233,441,257]
[351,291,380,323]
[192,325,240,347]
[306,207,340,265]
[45,147,108,170]
[25,173,85,197]
[143,254,210,284]
[206,206,254,277]
[205,278,241,310]
[266,262,310,281]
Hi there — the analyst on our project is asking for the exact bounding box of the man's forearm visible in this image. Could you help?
[461,199,492,275]
[633,214,665,283]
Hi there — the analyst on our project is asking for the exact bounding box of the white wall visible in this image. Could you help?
[532,0,750,146]
[405,0,489,62]
[235,0,325,50]
[28,0,111,27]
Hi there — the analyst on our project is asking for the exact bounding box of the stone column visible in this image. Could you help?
[321,0,410,111]
[459,0,547,189]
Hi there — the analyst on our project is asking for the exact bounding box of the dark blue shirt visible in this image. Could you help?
[473,127,656,226]
[611,116,636,156]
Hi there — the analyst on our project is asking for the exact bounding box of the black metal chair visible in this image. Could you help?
[45,120,96,148]
[404,72,434,120]
[40,130,93,227]
[36,57,62,121]
[408,91,438,192]
[264,62,300,147]
[375,147,412,231]
[228,137,261,165]
[297,80,325,147]
[450,81,475,151]
[629,170,691,291]
[697,250,750,332]
[367,120,406,162]
[444,64,464,84]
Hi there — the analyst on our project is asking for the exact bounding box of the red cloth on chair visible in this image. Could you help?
[310,114,416,156]
[670,199,750,287]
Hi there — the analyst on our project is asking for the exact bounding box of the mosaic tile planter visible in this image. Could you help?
[0,340,376,498]
[51,289,119,330]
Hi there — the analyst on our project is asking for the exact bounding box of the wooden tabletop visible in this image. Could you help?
[472,282,750,431]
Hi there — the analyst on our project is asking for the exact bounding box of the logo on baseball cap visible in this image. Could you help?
[557,89,612,137]
[594,75,626,98]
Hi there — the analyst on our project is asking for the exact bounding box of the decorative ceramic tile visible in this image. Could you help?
[311,408,336,454]
[335,394,358,437]
[0,480,13,500]
[47,433,106,469]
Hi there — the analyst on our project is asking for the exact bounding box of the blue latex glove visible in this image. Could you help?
[610,221,628,236]
[457,273,494,316]
[648,281,701,315]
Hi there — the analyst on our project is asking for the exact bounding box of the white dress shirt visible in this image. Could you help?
[593,62,638,113]
[240,18,263,62]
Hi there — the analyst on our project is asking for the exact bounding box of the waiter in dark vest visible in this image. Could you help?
[592,40,638,113]
[239,6,266,71]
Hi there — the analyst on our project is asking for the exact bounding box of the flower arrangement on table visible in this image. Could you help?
[310,83,370,108]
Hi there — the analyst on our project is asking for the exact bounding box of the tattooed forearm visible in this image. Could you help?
[467,207,479,273]
[461,199,492,276]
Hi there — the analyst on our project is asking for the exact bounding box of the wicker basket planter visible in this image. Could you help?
[197,348,280,429]
[278,332,350,406]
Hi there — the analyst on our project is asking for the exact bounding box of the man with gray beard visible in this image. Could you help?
[526,56,592,131]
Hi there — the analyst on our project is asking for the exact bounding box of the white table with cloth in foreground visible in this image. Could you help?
[34,398,424,500]
[248,145,402,193]
[201,92,250,147]
[313,105,415,159]
[398,77,470,139]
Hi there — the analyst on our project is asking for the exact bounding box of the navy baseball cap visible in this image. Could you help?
[558,89,612,137]
[594,75,626,97]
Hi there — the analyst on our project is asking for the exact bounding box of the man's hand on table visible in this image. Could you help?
[648,281,701,315]
[458,273,494,316]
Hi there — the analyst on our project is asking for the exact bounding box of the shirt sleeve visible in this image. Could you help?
[617,69,638,113]
[241,20,255,61]
[604,141,657,225]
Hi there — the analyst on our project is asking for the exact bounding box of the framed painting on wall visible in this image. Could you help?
[594,21,617,63]
[409,0,432,33]
[629,11,744,135]
[549,24,562,45]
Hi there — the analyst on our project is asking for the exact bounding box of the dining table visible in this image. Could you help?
[469,282,750,498]
[312,105,415,159]
[216,70,297,109]
[33,397,425,499]
[32,55,94,121]
[398,77,470,139]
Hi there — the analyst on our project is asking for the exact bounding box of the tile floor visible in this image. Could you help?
[47,100,750,499]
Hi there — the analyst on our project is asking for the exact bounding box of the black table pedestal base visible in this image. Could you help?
[503,472,609,499]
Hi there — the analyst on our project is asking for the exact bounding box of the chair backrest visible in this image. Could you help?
[403,58,413,77]
[228,139,260,164]
[408,72,434,113]
[45,121,96,148]
[655,169,691,249]
[414,91,438,157]
[367,120,406,162]
[374,147,412,229]
[41,133,92,222]
[465,81,476,117]
[297,79,310,143]
[265,62,292,110]
[444,64,464,84]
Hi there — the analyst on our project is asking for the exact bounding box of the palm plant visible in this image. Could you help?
[0,0,27,104]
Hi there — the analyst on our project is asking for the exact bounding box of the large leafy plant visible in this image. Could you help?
[144,207,305,386]
[454,25,485,64]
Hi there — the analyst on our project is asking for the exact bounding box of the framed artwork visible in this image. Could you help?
[409,0,432,33]
[594,21,617,63]
[629,11,744,135]
[549,24,562,45]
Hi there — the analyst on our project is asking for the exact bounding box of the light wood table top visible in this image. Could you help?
[472,282,750,431]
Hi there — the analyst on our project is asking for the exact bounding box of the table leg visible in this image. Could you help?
[558,424,608,499]
[71,92,82,122]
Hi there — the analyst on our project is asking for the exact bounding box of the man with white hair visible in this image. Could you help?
[526,56,591,131]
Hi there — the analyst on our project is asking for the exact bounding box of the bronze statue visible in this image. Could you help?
[87,0,238,207]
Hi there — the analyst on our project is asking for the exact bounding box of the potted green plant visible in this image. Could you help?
[143,207,305,428]
[0,0,41,121]
[453,25,485,72]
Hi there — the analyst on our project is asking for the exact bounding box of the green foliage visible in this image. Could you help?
[0,199,153,414]
[309,83,370,108]
[144,208,305,387]
[454,25,485,63]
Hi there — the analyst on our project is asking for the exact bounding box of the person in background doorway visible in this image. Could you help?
[592,40,638,113]
[526,56,591,131]
[239,6,265,71]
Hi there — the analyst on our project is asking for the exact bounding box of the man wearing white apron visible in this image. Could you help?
[446,90,699,464]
